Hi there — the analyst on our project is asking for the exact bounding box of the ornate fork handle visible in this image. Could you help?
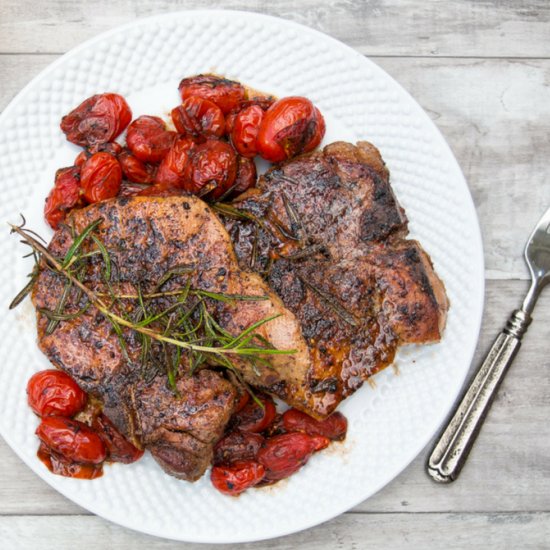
[427,309,531,483]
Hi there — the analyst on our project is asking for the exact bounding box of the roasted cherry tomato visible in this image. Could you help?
[304,107,326,153]
[60,93,132,147]
[231,394,277,433]
[92,413,144,464]
[231,105,264,158]
[210,460,265,496]
[257,432,323,481]
[80,152,122,203]
[126,115,177,163]
[229,156,257,197]
[88,141,123,156]
[36,417,107,464]
[178,74,246,115]
[155,136,196,188]
[256,96,324,162]
[74,150,90,168]
[184,139,237,199]
[37,443,103,479]
[27,369,87,418]
[44,166,82,229]
[225,97,275,137]
[213,431,264,465]
[118,149,156,184]
[171,96,225,139]
[282,409,348,441]
[234,390,250,413]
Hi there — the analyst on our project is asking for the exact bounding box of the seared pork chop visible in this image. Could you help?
[32,196,311,480]
[222,142,448,416]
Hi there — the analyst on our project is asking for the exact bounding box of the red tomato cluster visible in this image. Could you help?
[46,75,325,229]
[210,393,347,496]
[27,369,143,479]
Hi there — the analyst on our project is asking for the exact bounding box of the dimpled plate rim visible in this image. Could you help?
[0,9,484,544]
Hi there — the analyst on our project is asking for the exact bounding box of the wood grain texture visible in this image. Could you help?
[1,0,550,57]
[1,513,549,550]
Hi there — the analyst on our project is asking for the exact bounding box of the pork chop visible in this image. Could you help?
[221,142,449,416]
[32,196,311,480]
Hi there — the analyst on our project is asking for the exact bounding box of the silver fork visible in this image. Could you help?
[427,206,550,483]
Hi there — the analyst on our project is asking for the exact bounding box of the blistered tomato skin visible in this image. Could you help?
[210,460,265,496]
[178,75,246,114]
[257,432,320,481]
[231,394,277,433]
[60,93,132,147]
[27,370,87,418]
[88,141,123,156]
[303,107,326,153]
[155,136,196,188]
[256,96,319,162]
[231,105,264,158]
[230,156,257,197]
[36,417,107,464]
[44,166,82,229]
[184,139,237,199]
[282,409,348,441]
[80,152,122,203]
[92,413,144,464]
[171,96,225,139]
[118,149,156,184]
[37,443,103,479]
[74,150,90,168]
[126,115,178,163]
[213,431,264,465]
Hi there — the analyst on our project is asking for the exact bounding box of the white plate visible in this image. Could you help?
[0,10,484,544]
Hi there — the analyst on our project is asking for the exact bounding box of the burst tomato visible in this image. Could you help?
[74,150,90,168]
[60,93,131,147]
[231,394,277,433]
[92,413,144,464]
[178,74,246,115]
[44,166,82,229]
[155,136,196,188]
[230,156,257,197]
[257,432,323,481]
[213,431,264,465]
[282,409,348,441]
[183,139,237,199]
[231,104,264,158]
[171,96,225,139]
[88,141,123,156]
[27,369,87,418]
[210,460,265,496]
[118,149,156,184]
[256,96,325,162]
[37,443,103,479]
[234,390,250,413]
[80,152,122,203]
[126,115,177,163]
[36,417,107,464]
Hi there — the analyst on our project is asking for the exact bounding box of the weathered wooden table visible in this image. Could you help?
[1,2,548,548]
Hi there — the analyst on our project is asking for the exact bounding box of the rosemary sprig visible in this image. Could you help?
[10,220,295,393]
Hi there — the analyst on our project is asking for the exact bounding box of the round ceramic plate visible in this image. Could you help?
[0,10,484,544]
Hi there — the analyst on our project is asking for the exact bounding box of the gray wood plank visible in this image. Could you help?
[1,55,548,279]
[0,0,549,57]
[1,513,549,549]
[1,279,548,516]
